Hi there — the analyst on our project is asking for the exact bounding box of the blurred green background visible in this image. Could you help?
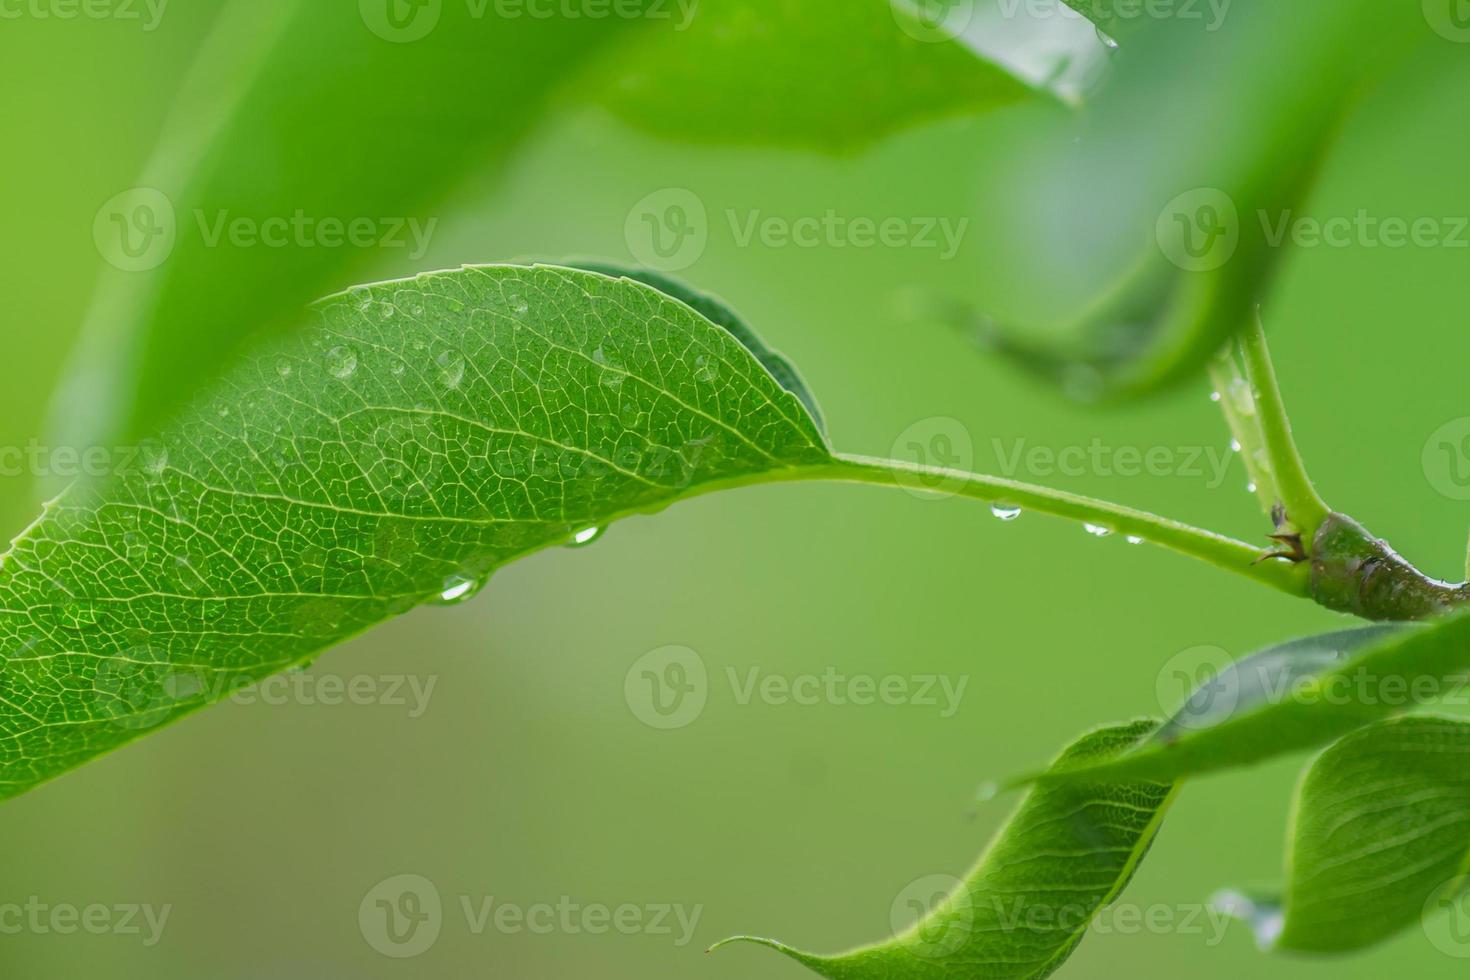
[3,2,1470,977]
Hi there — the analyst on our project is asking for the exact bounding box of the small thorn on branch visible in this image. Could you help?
[1254,531,1307,565]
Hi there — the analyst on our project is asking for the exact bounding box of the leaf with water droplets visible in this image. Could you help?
[716,721,1177,980]
[0,264,829,800]
[1216,716,1470,954]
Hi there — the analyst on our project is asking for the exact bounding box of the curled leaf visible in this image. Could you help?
[718,721,1177,979]
[1217,716,1470,954]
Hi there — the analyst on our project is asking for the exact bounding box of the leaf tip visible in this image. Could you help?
[707,935,828,970]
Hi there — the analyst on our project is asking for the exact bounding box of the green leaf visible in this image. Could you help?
[564,262,825,432]
[585,0,1040,153]
[1014,620,1470,788]
[61,0,1043,460]
[1056,0,1163,42]
[716,721,1177,979]
[1216,716,1470,953]
[960,3,1425,400]
[0,265,829,799]
[57,0,653,452]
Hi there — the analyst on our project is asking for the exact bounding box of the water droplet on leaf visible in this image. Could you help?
[436,350,466,390]
[435,572,484,605]
[568,526,604,547]
[990,504,1022,522]
[326,346,358,380]
[139,439,169,476]
[1084,523,1114,538]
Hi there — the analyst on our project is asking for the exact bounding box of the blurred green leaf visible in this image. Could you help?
[720,720,1176,979]
[962,2,1425,400]
[60,0,1047,461]
[1216,716,1470,954]
[1016,619,1470,787]
[0,265,829,799]
[586,0,1039,152]
[57,0,653,452]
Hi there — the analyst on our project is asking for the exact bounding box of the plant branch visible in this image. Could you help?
[1236,310,1331,534]
[796,454,1311,598]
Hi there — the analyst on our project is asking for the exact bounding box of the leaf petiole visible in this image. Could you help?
[786,454,1311,598]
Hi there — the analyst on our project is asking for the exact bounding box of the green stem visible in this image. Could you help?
[1237,311,1331,534]
[798,454,1310,598]
[1208,350,1278,517]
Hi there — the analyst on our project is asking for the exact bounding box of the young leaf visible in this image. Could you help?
[1014,619,1470,788]
[1217,716,1470,953]
[0,265,829,799]
[716,721,1177,979]
[585,0,1040,153]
